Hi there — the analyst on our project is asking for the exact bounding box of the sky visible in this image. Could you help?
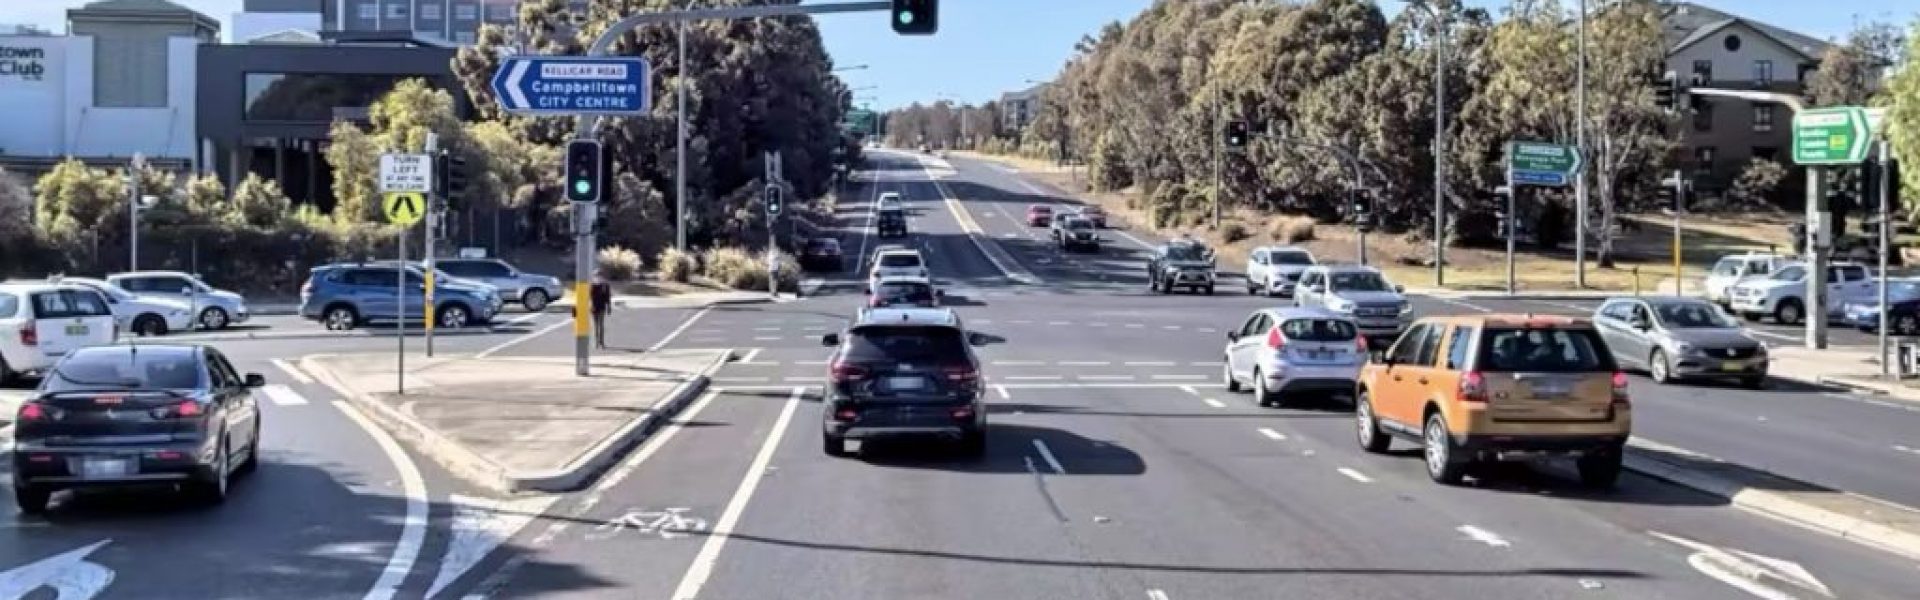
[10,0,1914,110]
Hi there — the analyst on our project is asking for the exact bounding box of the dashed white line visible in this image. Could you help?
[753,336,783,341]
[1060,361,1111,366]
[1146,590,1171,600]
[1032,439,1067,475]
[271,358,313,384]
[1125,324,1146,329]
[1201,398,1227,408]
[1162,325,1181,331]
[1013,320,1034,325]
[1189,361,1224,367]
[1127,361,1176,367]
[1257,427,1287,441]
[993,360,1047,366]
[1089,322,1110,327]
[735,348,762,364]
[1428,297,1494,313]
[1151,374,1208,381]
[1196,327,1218,333]
[754,327,781,332]
[1894,444,1920,457]
[975,319,995,325]
[669,387,804,600]
[794,360,830,366]
[1079,375,1134,381]
[1005,375,1065,381]
[1336,468,1374,483]
[1456,525,1513,548]
[1048,321,1072,326]
[1744,329,1799,342]
[995,385,1011,400]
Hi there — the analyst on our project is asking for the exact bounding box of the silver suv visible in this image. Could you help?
[434,258,565,312]
[1293,265,1410,347]
[107,271,249,330]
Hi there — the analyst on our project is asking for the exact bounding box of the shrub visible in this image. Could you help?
[657,247,696,283]
[1220,221,1252,243]
[702,247,759,288]
[1270,216,1316,243]
[598,246,642,281]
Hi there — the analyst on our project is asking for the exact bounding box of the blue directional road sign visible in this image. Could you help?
[490,56,652,116]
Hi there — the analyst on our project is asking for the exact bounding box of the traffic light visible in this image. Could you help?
[1224,120,1249,149]
[443,153,470,208]
[1653,70,1677,109]
[890,0,937,35]
[765,184,784,216]
[565,140,602,203]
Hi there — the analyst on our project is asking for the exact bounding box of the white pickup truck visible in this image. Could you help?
[1704,253,1791,308]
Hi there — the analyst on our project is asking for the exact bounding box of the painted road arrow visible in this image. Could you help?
[0,540,115,599]
[1650,531,1833,599]
[489,56,652,116]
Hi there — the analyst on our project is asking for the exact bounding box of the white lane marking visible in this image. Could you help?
[1080,375,1135,381]
[1032,439,1067,475]
[1005,375,1065,381]
[1151,374,1209,381]
[1894,444,1920,456]
[713,376,771,383]
[1428,296,1493,313]
[588,391,722,498]
[1013,320,1034,325]
[1744,329,1799,342]
[992,360,1047,366]
[718,382,1203,391]
[1336,468,1374,483]
[735,348,762,364]
[1178,385,1200,396]
[1089,322,1110,327]
[649,306,718,353]
[1202,398,1227,409]
[502,312,544,327]
[260,384,309,406]
[974,319,996,325]
[1196,327,1219,333]
[271,358,313,384]
[1189,361,1225,367]
[0,540,115,599]
[995,385,1011,400]
[753,327,781,332]
[427,494,559,599]
[794,360,830,366]
[669,387,805,600]
[1649,530,1832,600]
[851,164,883,274]
[1048,321,1072,326]
[923,156,1041,284]
[1126,323,1146,329]
[1111,229,1158,251]
[1059,361,1110,366]
[753,336,783,341]
[1128,361,1176,367]
[1162,325,1181,331]
[1257,428,1287,441]
[475,318,571,359]
[1146,590,1171,600]
[1456,525,1512,548]
[1524,299,1595,314]
[333,399,428,600]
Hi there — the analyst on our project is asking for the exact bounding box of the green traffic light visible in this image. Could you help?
[574,180,592,195]
[897,11,915,25]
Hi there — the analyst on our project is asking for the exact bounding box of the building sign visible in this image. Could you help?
[0,45,48,81]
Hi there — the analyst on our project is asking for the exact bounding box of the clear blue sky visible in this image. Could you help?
[12,1,1913,110]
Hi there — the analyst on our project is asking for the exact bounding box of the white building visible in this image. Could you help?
[0,0,218,177]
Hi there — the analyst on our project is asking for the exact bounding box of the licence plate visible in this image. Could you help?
[66,324,88,335]
[887,376,925,391]
[1304,350,1332,361]
[80,457,132,479]
[1531,381,1572,398]
[1721,361,1743,372]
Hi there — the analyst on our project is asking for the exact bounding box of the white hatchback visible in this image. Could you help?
[0,282,120,385]
[1222,307,1367,408]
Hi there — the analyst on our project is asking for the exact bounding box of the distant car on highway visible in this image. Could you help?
[819,307,989,457]
[299,263,500,331]
[1843,278,1920,335]
[54,276,193,337]
[10,344,264,513]
[867,247,929,290]
[1053,216,1100,252]
[876,192,905,213]
[1074,205,1108,228]
[107,271,250,331]
[876,206,909,238]
[1222,307,1366,408]
[1593,296,1767,387]
[800,238,846,272]
[1727,261,1871,325]
[433,258,564,312]
[0,282,119,386]
[1355,314,1629,488]
[1293,265,1409,347]
[1703,252,1789,308]
[1245,246,1317,297]
[866,275,942,308]
[1025,204,1054,227]
[1146,237,1217,294]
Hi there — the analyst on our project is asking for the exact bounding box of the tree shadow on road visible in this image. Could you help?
[855,423,1146,477]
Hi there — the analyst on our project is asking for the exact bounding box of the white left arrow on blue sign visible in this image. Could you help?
[0,540,116,599]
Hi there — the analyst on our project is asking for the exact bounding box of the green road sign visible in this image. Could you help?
[842,109,878,135]
[1505,141,1582,187]
[1793,106,1872,165]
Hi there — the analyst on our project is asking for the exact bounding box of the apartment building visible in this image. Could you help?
[1661,2,1833,192]
[232,0,588,45]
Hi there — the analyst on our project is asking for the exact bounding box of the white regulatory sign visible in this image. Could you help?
[379,153,434,193]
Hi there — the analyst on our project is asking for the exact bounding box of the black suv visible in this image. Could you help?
[1147,238,1217,295]
[1054,216,1101,252]
[820,308,989,457]
[12,345,265,513]
[876,208,909,238]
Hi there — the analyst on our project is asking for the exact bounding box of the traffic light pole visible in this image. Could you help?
[1670,170,1683,292]
[425,133,438,358]
[1877,141,1892,379]
[1212,98,1223,231]
[1806,167,1829,350]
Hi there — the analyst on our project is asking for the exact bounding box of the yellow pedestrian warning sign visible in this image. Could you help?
[384,192,426,226]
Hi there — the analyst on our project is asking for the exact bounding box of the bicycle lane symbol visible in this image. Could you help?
[587,507,710,541]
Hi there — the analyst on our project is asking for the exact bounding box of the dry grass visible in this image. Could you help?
[1270,216,1317,244]
[656,247,697,283]
[596,246,642,282]
[701,247,801,291]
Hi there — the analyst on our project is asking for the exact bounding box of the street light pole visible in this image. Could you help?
[675,14,690,252]
[1574,0,1589,287]
[128,153,144,271]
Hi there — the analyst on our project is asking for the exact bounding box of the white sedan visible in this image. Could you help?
[58,276,195,336]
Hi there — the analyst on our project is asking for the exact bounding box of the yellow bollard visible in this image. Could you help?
[573,281,591,338]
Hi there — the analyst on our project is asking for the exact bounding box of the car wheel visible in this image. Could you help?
[237,418,261,475]
[1740,375,1767,389]
[1576,444,1624,489]
[198,307,231,330]
[1741,312,1762,323]
[1253,369,1278,408]
[13,480,50,515]
[1423,412,1467,485]
[439,304,471,329]
[1897,314,1920,336]
[958,431,986,458]
[193,436,231,504]
[823,433,850,457]
[1648,349,1672,384]
[324,306,359,331]
[1774,299,1804,325]
[1356,391,1391,454]
[134,314,168,337]
[1222,359,1242,392]
[522,289,551,312]
[1204,284,1216,296]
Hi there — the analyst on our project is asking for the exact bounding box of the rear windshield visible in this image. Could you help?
[31,290,112,318]
[1477,328,1615,373]
[878,254,922,268]
[44,350,203,392]
[875,283,935,303]
[1279,318,1357,342]
[0,292,16,318]
[844,326,968,362]
[1164,245,1207,261]
[1272,250,1313,265]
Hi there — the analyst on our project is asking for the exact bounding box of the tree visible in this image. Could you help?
[1888,19,1920,225]
[0,168,30,242]
[1726,158,1789,208]
[232,174,293,230]
[183,173,234,225]
[33,158,118,239]
[326,120,381,224]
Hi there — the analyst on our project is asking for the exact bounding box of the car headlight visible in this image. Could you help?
[1674,342,1696,354]
[1399,303,1415,315]
[1329,300,1355,312]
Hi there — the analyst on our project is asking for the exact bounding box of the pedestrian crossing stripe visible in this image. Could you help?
[384,192,427,226]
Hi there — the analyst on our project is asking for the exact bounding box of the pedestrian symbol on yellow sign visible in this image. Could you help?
[384,192,426,226]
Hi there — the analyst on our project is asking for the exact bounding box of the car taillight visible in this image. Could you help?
[1355,336,1368,353]
[1458,371,1488,403]
[19,322,36,346]
[1610,371,1630,404]
[150,400,203,419]
[832,407,860,422]
[830,361,869,382]
[950,406,975,420]
[1265,327,1285,350]
[17,401,47,422]
[943,365,979,384]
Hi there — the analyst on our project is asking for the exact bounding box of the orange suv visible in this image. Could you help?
[1353,315,1631,488]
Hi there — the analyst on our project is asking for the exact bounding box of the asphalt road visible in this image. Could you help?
[10,150,1920,599]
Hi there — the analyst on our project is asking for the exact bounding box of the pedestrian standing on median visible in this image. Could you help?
[590,272,613,349]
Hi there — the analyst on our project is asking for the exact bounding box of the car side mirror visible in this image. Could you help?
[244,373,266,388]
[180,286,195,296]
[1394,284,1405,293]
[1309,284,1327,294]
[821,333,840,347]
[1629,318,1650,331]
[1226,331,1240,342]
[967,332,989,347]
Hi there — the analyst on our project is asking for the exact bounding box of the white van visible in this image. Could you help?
[0,282,120,385]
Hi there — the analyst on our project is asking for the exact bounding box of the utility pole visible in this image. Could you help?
[424,132,438,357]
[1574,0,1589,288]
[1212,97,1223,230]
[1670,169,1683,291]
[675,12,691,252]
[1876,141,1893,379]
[1806,168,1829,350]
[128,153,144,271]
